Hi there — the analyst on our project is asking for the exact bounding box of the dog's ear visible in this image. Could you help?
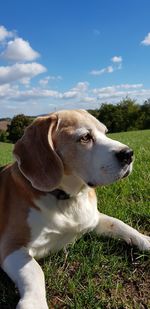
[13,114,64,192]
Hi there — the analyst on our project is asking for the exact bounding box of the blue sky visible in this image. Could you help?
[0,0,150,117]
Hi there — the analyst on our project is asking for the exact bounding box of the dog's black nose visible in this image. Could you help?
[115,148,134,165]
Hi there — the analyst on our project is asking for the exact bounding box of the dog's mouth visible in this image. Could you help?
[122,169,130,178]
[120,163,133,179]
[87,182,96,188]
[86,162,133,188]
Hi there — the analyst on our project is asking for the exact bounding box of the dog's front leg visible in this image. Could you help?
[2,247,49,309]
[95,212,150,251]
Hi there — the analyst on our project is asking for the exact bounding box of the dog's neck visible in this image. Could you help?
[58,174,87,197]
[12,163,88,199]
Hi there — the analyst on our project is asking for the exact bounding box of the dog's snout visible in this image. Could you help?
[115,148,134,165]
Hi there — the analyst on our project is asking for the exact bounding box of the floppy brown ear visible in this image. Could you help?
[13,114,64,192]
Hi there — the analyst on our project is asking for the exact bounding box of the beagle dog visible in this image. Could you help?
[0,110,149,309]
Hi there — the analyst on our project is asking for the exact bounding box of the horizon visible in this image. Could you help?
[0,0,150,117]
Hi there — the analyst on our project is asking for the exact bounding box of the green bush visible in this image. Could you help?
[7,114,33,143]
[0,130,9,142]
[89,98,150,133]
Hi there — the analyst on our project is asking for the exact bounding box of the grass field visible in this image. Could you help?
[0,130,150,309]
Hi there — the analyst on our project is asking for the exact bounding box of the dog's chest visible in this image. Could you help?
[27,191,98,258]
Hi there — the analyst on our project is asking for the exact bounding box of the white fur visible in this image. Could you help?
[2,248,48,309]
[27,186,98,258]
[80,131,132,185]
[27,185,150,260]
[95,213,150,251]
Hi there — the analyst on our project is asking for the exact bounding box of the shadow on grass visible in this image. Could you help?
[0,268,19,309]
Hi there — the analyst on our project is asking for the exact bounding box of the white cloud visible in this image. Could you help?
[59,81,89,99]
[80,96,95,103]
[116,83,143,89]
[0,25,14,42]
[2,82,145,104]
[92,84,144,96]
[91,84,148,102]
[20,78,31,86]
[90,55,123,76]
[39,75,62,86]
[1,37,40,61]
[0,62,46,85]
[48,75,62,81]
[61,90,78,99]
[111,56,122,63]
[0,84,12,97]
[92,86,115,95]
[0,81,89,102]
[106,66,114,73]
[0,86,61,102]
[141,32,150,46]
[1,81,150,118]
[14,88,61,101]
[39,77,49,86]
[90,65,114,76]
[72,81,89,92]
[0,83,19,99]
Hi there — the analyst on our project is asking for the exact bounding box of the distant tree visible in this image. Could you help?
[96,98,142,133]
[118,97,140,131]
[5,98,150,144]
[97,103,120,132]
[0,130,8,142]
[139,99,150,129]
[88,109,99,119]
[7,114,33,143]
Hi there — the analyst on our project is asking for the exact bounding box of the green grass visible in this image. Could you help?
[0,142,14,167]
[0,131,150,309]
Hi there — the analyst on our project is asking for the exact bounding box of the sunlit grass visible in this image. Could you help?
[0,142,14,167]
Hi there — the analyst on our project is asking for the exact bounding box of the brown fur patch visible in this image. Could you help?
[88,188,97,204]
[0,163,44,263]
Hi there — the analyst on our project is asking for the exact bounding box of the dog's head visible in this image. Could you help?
[13,110,133,192]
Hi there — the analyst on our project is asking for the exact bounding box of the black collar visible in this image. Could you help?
[50,189,70,200]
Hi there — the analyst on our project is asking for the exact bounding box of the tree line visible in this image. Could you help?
[89,97,150,133]
[0,97,150,143]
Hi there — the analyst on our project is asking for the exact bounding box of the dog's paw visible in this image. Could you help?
[132,233,150,251]
[141,234,150,250]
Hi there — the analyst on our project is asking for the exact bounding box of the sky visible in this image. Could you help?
[0,0,150,117]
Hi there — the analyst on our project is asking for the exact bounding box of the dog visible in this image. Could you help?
[0,109,149,309]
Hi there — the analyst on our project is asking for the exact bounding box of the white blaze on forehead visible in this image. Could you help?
[74,128,90,137]
[98,122,108,134]
[84,114,108,134]
[92,118,108,134]
[74,122,107,138]
[56,110,107,134]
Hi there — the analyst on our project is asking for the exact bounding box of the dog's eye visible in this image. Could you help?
[80,133,92,143]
